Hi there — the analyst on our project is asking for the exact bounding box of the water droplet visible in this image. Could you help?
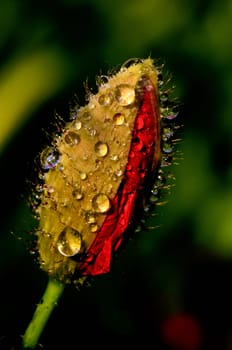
[160,92,168,103]
[86,127,97,137]
[82,111,92,121]
[162,127,174,141]
[74,120,82,130]
[94,141,109,157]
[161,155,172,167]
[115,169,123,177]
[162,143,173,154]
[43,185,54,194]
[57,227,82,257]
[90,223,99,233]
[162,108,179,120]
[115,84,135,106]
[92,193,111,213]
[133,137,144,151]
[121,58,143,69]
[110,154,119,161]
[166,112,179,120]
[98,92,113,106]
[149,194,159,204]
[64,130,80,146]
[40,146,60,170]
[72,189,84,200]
[135,118,144,130]
[113,113,125,125]
[85,212,96,224]
[79,172,87,180]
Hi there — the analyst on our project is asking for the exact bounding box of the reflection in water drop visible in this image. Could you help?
[115,84,135,106]
[113,113,125,125]
[92,193,111,213]
[94,141,109,157]
[64,131,80,146]
[40,146,60,170]
[57,227,82,257]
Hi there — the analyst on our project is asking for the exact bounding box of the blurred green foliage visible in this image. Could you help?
[1,0,232,349]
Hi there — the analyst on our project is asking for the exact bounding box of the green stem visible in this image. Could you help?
[22,277,65,349]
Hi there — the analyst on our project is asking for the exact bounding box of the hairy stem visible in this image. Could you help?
[22,277,65,349]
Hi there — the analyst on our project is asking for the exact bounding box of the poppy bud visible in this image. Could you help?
[33,58,178,283]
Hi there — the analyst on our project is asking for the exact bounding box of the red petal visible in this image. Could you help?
[79,79,160,275]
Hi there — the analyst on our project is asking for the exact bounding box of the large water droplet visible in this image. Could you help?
[40,146,60,170]
[115,84,135,106]
[92,193,111,213]
[113,113,125,125]
[98,92,113,106]
[64,130,80,146]
[94,141,109,157]
[57,227,82,257]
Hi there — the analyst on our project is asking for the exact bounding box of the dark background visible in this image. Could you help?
[1,0,232,349]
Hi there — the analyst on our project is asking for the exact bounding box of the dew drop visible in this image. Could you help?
[57,227,82,257]
[135,118,144,130]
[90,223,99,233]
[162,143,173,154]
[162,108,179,120]
[72,189,84,200]
[79,172,87,180]
[113,113,125,125]
[162,127,174,141]
[98,92,113,106]
[73,120,82,130]
[40,146,60,170]
[82,111,92,121]
[165,112,179,120]
[133,137,144,151]
[115,169,123,177]
[115,84,135,106]
[64,130,80,146]
[121,58,143,69]
[94,141,109,157]
[85,212,96,224]
[92,193,111,213]
[110,154,119,161]
[86,127,97,137]
[149,194,159,204]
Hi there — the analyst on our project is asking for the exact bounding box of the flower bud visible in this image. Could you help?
[33,58,178,283]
